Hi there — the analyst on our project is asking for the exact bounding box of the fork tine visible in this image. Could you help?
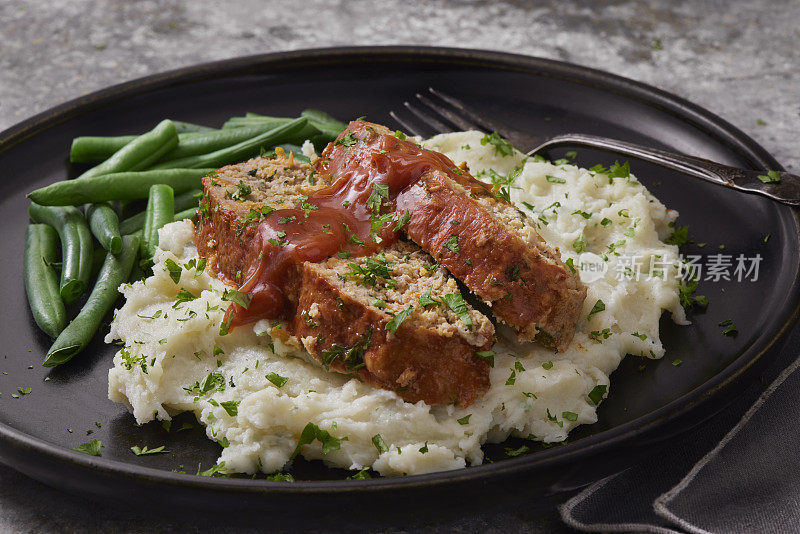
[415,92,482,131]
[388,110,428,138]
[427,87,509,135]
[403,101,454,134]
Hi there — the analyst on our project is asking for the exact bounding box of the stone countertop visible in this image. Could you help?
[0,1,797,532]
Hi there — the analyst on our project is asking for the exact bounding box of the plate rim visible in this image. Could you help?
[1,45,798,495]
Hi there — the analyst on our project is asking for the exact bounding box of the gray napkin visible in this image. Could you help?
[560,324,800,533]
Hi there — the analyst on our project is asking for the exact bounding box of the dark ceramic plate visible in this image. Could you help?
[0,47,797,517]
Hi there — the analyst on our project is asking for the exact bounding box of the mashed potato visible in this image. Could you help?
[107,132,686,477]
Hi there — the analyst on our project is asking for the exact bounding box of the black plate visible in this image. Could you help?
[0,47,798,518]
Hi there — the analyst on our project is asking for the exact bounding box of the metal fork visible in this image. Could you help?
[390,88,800,207]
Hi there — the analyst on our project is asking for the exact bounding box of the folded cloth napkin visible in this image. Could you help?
[560,323,800,534]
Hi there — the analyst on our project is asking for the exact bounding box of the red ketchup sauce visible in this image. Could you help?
[222,121,492,329]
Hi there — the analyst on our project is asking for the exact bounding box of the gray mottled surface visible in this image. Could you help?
[0,0,798,532]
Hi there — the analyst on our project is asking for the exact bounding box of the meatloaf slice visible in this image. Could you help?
[195,150,322,285]
[320,121,586,351]
[289,241,494,406]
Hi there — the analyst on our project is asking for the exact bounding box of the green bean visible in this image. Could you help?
[43,234,140,367]
[85,202,122,254]
[28,204,93,304]
[118,189,201,235]
[162,124,300,162]
[172,206,198,223]
[24,224,67,338]
[70,125,282,164]
[222,116,293,130]
[301,109,347,140]
[126,208,199,244]
[70,135,137,163]
[172,120,214,134]
[150,117,312,170]
[77,119,179,180]
[28,168,212,206]
[141,185,175,260]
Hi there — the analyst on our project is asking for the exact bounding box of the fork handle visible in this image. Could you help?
[530,133,800,207]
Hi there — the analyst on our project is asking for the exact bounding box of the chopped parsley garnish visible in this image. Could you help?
[393,209,411,231]
[562,411,578,422]
[131,445,168,456]
[418,291,439,307]
[546,409,563,428]
[333,131,358,147]
[229,180,252,201]
[588,384,607,405]
[506,264,521,281]
[665,225,689,247]
[387,306,413,333]
[505,445,530,457]
[172,288,199,308]
[419,442,429,454]
[394,130,406,141]
[631,332,647,341]
[441,292,473,329]
[757,170,781,184]
[367,183,390,214]
[456,414,472,425]
[546,175,566,184]
[221,289,252,310]
[672,359,683,366]
[719,319,738,337]
[301,203,318,217]
[73,439,103,457]
[266,472,295,482]
[607,160,631,181]
[371,434,389,454]
[572,210,591,219]
[197,462,227,477]
[319,328,372,372]
[347,469,371,480]
[219,400,239,417]
[480,131,514,157]
[475,350,495,367]
[184,257,207,277]
[565,258,576,273]
[266,372,288,388]
[165,259,182,284]
[506,369,516,385]
[587,299,605,320]
[678,279,708,309]
[443,235,460,254]
[475,167,522,202]
[600,217,612,227]
[589,328,612,342]
[291,422,347,459]
[337,251,352,259]
[243,206,275,224]
[542,361,553,370]
[345,253,396,287]
[183,371,226,397]
[572,234,586,253]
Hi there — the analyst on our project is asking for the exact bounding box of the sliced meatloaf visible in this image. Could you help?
[320,121,586,351]
[289,241,494,406]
